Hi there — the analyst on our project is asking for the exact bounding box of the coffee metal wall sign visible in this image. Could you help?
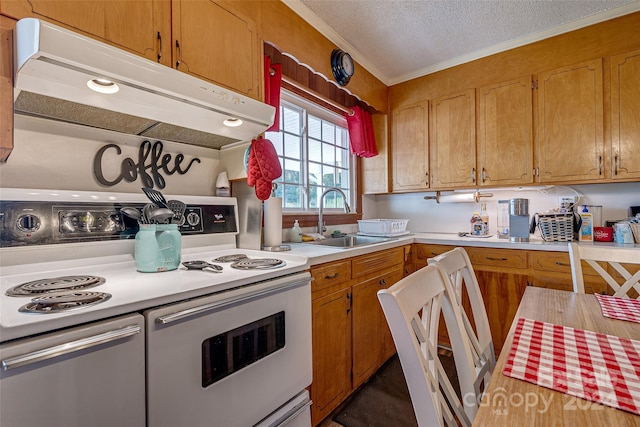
[93,140,201,189]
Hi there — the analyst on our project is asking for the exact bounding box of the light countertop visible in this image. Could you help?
[283,233,639,266]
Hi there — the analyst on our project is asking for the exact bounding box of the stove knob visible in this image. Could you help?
[16,213,41,233]
[186,212,200,227]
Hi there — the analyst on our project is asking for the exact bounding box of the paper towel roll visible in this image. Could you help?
[263,197,283,247]
[423,191,493,203]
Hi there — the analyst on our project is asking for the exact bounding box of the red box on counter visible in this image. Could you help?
[593,226,614,242]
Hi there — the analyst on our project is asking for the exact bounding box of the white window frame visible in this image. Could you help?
[266,90,356,213]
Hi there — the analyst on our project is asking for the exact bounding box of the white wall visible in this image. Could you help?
[0,115,222,195]
[363,183,640,235]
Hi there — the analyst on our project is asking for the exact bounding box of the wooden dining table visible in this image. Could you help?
[472,286,640,426]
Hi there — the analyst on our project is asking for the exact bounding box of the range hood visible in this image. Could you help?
[13,18,275,148]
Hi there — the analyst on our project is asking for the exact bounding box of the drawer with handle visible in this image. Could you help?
[467,247,528,269]
[414,244,456,262]
[311,260,351,291]
[532,251,601,276]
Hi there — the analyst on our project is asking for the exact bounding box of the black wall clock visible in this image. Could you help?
[331,49,354,86]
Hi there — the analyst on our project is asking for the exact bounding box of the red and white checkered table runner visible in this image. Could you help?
[503,317,640,415]
[595,294,640,323]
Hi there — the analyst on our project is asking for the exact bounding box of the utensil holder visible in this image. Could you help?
[135,224,181,272]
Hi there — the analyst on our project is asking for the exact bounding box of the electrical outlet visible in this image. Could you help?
[558,196,576,209]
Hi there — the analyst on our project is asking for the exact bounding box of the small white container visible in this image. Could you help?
[289,220,302,243]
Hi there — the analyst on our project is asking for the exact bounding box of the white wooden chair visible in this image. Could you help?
[568,242,640,298]
[377,264,478,427]
[427,247,496,401]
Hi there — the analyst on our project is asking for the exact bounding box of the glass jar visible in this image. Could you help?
[156,223,182,271]
[135,224,161,272]
[470,212,486,235]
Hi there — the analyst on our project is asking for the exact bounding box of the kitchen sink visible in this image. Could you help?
[305,234,393,248]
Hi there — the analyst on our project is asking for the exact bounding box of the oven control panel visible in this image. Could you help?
[0,202,237,247]
[59,210,126,234]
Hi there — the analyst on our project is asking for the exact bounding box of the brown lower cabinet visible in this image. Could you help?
[473,269,528,354]
[412,243,630,356]
[311,287,352,424]
[310,242,630,425]
[310,246,405,425]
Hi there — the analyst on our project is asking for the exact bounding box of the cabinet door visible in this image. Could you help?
[0,16,14,161]
[381,271,403,361]
[477,77,533,186]
[311,288,352,426]
[362,113,389,194]
[0,0,170,65]
[352,274,385,388]
[537,59,604,183]
[475,270,529,355]
[352,269,403,388]
[611,49,640,180]
[391,101,429,192]
[430,89,476,189]
[172,0,260,98]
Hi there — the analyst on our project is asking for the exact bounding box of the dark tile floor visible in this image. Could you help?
[325,349,458,427]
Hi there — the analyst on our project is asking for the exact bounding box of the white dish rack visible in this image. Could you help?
[358,219,409,237]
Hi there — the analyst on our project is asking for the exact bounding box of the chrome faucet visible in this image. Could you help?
[318,187,351,235]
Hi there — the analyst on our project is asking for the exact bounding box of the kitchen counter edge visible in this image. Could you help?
[284,233,639,266]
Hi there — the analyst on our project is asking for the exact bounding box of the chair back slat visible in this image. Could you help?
[378,264,477,427]
[569,243,640,298]
[428,247,496,398]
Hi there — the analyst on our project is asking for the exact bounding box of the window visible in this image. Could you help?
[266,91,354,212]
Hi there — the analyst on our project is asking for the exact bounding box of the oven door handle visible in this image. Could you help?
[1,324,141,371]
[156,279,309,325]
[275,398,312,427]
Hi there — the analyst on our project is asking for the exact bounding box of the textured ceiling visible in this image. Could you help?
[287,0,640,85]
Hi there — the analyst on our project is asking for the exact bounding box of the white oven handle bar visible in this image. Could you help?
[1,324,141,371]
[156,278,310,325]
[274,398,312,427]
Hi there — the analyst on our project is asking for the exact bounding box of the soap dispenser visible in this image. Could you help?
[579,206,593,242]
[290,220,303,243]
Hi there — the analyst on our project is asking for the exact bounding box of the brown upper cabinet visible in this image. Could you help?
[0,0,172,66]
[429,89,476,189]
[535,59,604,183]
[0,15,14,162]
[610,49,640,181]
[171,0,260,99]
[477,76,534,187]
[1,0,260,99]
[361,113,389,194]
[391,100,429,192]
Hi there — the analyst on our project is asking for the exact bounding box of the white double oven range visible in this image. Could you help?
[0,188,312,427]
